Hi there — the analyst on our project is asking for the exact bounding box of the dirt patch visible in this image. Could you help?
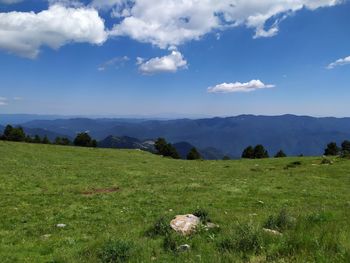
[81,187,120,196]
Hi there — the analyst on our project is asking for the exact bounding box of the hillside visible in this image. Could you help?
[0,141,349,262]
[20,115,350,157]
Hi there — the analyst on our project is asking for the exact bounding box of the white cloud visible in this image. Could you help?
[208,80,275,93]
[0,4,107,58]
[327,55,350,69]
[98,56,129,71]
[138,50,187,74]
[109,0,341,48]
[0,97,8,106]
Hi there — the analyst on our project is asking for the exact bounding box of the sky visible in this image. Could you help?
[0,0,349,117]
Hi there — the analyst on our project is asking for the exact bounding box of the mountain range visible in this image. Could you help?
[1,114,350,158]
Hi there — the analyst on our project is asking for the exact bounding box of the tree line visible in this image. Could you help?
[0,125,97,148]
[324,141,350,157]
[154,138,201,160]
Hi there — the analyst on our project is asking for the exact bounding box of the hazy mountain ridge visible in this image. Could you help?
[3,114,350,157]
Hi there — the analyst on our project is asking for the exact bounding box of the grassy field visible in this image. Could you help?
[0,141,349,262]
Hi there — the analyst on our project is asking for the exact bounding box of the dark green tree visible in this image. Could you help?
[33,135,41,144]
[187,147,201,160]
[91,139,97,148]
[274,150,287,158]
[42,136,50,144]
[3,125,13,139]
[154,138,180,159]
[74,132,95,147]
[254,144,269,159]
[222,155,231,160]
[3,125,26,142]
[242,146,254,159]
[55,137,62,145]
[324,142,340,156]
[341,140,350,154]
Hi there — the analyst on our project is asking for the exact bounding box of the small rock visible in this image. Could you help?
[169,209,173,212]
[56,224,66,228]
[170,214,200,235]
[263,228,282,236]
[205,222,219,229]
[178,244,191,252]
[257,200,264,205]
[42,234,51,239]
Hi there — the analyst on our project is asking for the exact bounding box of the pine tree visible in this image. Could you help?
[274,150,287,158]
[187,147,201,160]
[324,142,340,156]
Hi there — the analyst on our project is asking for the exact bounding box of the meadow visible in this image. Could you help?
[0,141,349,262]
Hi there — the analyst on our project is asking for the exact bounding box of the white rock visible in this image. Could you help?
[178,244,191,251]
[263,228,282,236]
[56,224,66,228]
[170,214,200,235]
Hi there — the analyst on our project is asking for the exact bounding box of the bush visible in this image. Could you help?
[146,217,171,237]
[193,208,211,224]
[242,145,269,159]
[263,209,295,231]
[98,240,133,263]
[284,161,302,169]
[218,223,262,255]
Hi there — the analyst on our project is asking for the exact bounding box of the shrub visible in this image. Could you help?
[146,217,171,237]
[218,223,262,255]
[74,132,96,147]
[242,146,254,159]
[263,209,295,231]
[193,208,211,224]
[284,161,302,169]
[163,234,178,252]
[98,240,133,263]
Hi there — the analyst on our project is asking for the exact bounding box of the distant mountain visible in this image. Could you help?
[98,135,155,152]
[19,115,350,157]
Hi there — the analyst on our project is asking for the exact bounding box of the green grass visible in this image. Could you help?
[0,141,349,262]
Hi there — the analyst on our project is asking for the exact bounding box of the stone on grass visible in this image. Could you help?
[178,244,191,252]
[170,214,200,235]
[56,224,66,228]
[205,222,219,230]
[263,228,282,236]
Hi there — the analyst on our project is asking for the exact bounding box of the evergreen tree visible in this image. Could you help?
[187,147,201,160]
[42,136,50,144]
[3,125,26,142]
[154,138,180,159]
[73,132,96,147]
[61,137,71,146]
[341,140,350,154]
[274,150,287,158]
[33,135,41,144]
[324,142,340,156]
[242,146,254,159]
[55,137,62,145]
[254,144,269,159]
[222,156,231,160]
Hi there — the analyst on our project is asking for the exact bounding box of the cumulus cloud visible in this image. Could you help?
[0,4,107,58]
[208,80,275,93]
[108,0,341,48]
[327,55,350,69]
[0,97,8,106]
[98,56,129,71]
[138,50,187,74]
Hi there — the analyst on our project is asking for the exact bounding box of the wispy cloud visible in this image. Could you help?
[138,50,187,75]
[98,56,129,71]
[208,80,275,93]
[0,97,8,106]
[327,55,350,69]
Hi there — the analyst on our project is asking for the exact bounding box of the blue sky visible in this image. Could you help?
[0,0,349,117]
